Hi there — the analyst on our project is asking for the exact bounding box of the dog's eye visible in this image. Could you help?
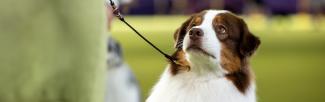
[217,25,227,34]
[216,24,228,40]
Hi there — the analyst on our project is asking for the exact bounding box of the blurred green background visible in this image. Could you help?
[0,0,106,101]
[111,15,325,102]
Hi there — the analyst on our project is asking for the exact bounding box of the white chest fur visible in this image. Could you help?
[146,68,256,102]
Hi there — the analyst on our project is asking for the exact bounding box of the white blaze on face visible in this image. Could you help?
[183,10,228,60]
[182,10,229,74]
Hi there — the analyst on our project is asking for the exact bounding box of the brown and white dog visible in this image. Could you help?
[146,10,260,102]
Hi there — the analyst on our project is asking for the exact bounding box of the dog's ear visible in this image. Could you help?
[238,19,260,57]
[174,16,194,49]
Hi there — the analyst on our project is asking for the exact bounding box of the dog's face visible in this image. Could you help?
[107,37,123,68]
[173,10,260,74]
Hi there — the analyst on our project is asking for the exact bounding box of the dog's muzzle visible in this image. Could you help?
[189,28,204,40]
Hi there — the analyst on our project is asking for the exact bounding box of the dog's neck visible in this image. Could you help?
[169,50,226,76]
[185,52,227,77]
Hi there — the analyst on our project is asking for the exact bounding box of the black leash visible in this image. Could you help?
[107,0,179,64]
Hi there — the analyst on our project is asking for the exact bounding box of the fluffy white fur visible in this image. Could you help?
[146,10,256,102]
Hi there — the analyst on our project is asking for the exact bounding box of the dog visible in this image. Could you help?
[106,37,141,102]
[146,10,260,102]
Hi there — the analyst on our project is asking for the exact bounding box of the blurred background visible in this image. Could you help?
[109,0,325,102]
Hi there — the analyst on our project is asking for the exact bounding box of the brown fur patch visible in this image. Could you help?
[220,45,241,72]
[212,12,259,93]
[225,63,253,93]
[169,50,190,75]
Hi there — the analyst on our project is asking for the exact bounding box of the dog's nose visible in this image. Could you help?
[189,28,203,40]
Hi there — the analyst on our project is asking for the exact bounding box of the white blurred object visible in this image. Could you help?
[106,0,133,7]
[106,37,141,102]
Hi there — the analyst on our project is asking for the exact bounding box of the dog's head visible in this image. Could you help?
[107,37,123,68]
[172,10,260,75]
